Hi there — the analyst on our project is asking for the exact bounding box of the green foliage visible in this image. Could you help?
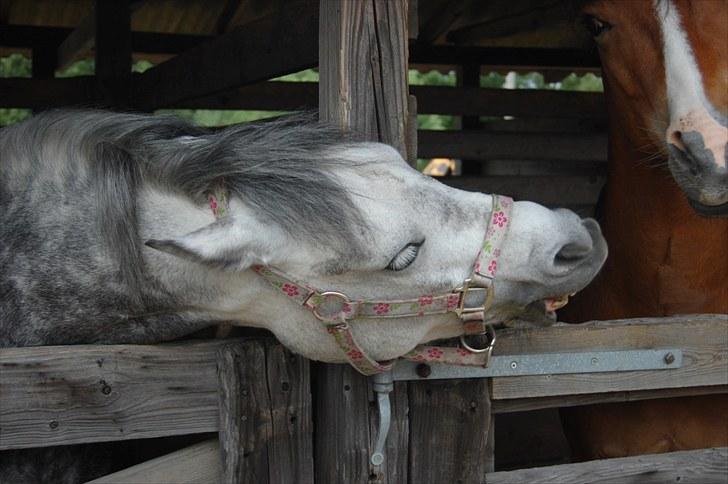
[0,56,604,129]
[0,54,32,126]
[274,69,319,82]
[155,109,284,127]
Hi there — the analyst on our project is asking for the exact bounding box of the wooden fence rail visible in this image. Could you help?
[1,315,725,452]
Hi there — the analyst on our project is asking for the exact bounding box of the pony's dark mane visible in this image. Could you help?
[0,110,367,304]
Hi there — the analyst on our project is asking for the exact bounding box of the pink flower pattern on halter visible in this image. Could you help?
[418,295,433,306]
[492,211,508,228]
[281,283,299,297]
[373,303,390,315]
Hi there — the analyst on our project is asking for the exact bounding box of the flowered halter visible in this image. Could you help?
[208,189,513,375]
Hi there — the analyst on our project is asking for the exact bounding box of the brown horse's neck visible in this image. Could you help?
[563,116,728,322]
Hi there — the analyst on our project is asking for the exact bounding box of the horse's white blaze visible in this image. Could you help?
[657,0,727,169]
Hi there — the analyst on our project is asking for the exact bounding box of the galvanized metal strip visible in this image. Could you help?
[392,349,683,381]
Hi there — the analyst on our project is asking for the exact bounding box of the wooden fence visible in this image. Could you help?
[2,315,726,483]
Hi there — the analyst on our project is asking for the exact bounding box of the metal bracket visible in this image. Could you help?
[392,348,683,381]
[370,371,393,466]
[368,348,682,466]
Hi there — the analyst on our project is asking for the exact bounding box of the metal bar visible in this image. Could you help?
[392,349,682,381]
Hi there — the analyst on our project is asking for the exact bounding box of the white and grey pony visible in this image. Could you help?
[0,110,607,482]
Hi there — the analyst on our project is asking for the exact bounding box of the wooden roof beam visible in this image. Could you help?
[132,0,318,111]
[56,0,146,71]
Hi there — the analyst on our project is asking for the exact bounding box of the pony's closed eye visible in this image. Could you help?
[386,240,424,271]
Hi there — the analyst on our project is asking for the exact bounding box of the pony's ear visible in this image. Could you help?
[145,219,265,271]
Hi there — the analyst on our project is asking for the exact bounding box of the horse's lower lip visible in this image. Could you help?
[688,198,728,218]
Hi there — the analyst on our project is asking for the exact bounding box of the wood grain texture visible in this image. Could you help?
[441,175,605,207]
[217,343,271,484]
[133,0,318,110]
[418,130,607,162]
[492,384,728,414]
[317,2,411,482]
[408,379,491,484]
[86,439,221,484]
[491,315,728,400]
[319,0,410,159]
[486,447,728,484]
[266,344,314,484]
[216,341,313,484]
[0,341,224,450]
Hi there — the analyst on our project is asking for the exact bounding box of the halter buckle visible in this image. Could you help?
[453,279,490,319]
[308,291,351,322]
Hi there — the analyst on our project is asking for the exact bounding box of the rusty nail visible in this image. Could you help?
[49,421,59,430]
[102,385,112,395]
[664,352,675,365]
[416,363,431,378]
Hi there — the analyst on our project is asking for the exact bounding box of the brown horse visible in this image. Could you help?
[560,0,728,460]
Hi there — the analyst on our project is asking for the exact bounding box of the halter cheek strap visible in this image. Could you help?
[208,188,513,376]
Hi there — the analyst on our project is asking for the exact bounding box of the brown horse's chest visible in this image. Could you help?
[654,220,728,314]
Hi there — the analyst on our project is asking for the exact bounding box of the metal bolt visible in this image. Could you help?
[101,385,112,395]
[416,363,432,378]
[49,421,59,430]
[510,361,518,369]
[664,352,675,365]
[591,357,598,365]
[241,415,247,422]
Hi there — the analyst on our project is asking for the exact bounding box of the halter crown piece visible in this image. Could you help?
[208,188,513,375]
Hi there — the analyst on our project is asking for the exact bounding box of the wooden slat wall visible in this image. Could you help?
[0,339,314,455]
[485,447,728,484]
[490,315,728,402]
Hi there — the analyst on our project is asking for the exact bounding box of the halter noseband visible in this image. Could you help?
[208,189,513,375]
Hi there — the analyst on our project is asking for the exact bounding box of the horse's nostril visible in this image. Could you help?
[554,242,591,265]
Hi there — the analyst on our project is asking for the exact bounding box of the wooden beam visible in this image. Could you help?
[173,81,606,120]
[492,384,728,414]
[415,85,606,118]
[418,130,607,162]
[0,24,213,54]
[94,0,132,107]
[87,440,221,484]
[57,10,97,70]
[0,340,222,450]
[439,175,605,206]
[0,77,95,108]
[132,0,318,111]
[490,315,728,401]
[409,43,601,68]
[0,338,313,455]
[486,447,728,484]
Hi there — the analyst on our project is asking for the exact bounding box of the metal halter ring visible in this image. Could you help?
[310,291,351,322]
[459,323,497,354]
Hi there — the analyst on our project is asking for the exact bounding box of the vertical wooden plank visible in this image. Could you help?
[94,0,131,107]
[408,379,492,483]
[217,342,271,484]
[460,63,482,176]
[319,0,410,159]
[317,0,411,482]
[266,344,314,484]
[313,364,372,484]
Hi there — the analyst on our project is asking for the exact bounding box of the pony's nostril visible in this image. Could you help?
[554,242,592,266]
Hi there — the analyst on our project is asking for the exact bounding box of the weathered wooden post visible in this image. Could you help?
[217,341,314,483]
[316,1,493,482]
[316,1,411,483]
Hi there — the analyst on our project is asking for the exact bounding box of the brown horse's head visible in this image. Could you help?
[580,0,727,217]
